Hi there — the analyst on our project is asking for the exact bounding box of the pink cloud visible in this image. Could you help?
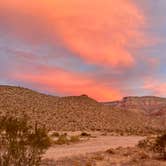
[12,65,122,101]
[53,0,146,68]
[144,78,166,97]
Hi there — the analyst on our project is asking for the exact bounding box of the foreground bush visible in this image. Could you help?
[138,133,166,160]
[153,133,166,160]
[0,115,51,166]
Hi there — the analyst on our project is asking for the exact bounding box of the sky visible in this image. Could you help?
[0,0,166,101]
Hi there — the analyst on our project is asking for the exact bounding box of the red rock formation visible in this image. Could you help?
[104,96,166,116]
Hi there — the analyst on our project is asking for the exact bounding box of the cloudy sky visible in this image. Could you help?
[0,0,166,101]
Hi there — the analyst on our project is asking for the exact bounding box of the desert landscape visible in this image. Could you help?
[0,85,165,165]
[0,85,165,134]
[0,0,166,165]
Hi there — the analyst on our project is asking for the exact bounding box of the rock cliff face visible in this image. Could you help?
[104,96,166,116]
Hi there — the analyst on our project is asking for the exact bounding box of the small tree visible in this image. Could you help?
[0,115,51,166]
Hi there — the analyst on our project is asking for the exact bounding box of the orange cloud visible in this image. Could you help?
[12,66,122,101]
[0,0,148,68]
[53,0,146,68]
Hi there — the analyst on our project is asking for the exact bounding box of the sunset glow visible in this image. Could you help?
[0,0,166,101]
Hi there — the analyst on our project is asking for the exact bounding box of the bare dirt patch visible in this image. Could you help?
[44,135,144,161]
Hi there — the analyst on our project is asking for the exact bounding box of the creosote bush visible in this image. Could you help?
[0,115,51,166]
[55,134,69,145]
[51,132,60,138]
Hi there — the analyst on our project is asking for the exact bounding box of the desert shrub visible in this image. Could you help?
[138,139,151,149]
[86,163,92,166]
[138,136,156,150]
[70,136,80,143]
[91,153,104,161]
[55,134,69,145]
[138,133,166,160]
[0,115,51,166]
[51,132,60,137]
[80,132,91,137]
[152,133,166,159]
[106,148,116,154]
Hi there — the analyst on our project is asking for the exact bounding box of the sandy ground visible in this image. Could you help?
[44,136,144,161]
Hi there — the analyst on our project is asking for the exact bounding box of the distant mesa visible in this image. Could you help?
[103,96,166,116]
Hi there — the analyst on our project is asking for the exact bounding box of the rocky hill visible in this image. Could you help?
[104,96,166,116]
[0,85,165,135]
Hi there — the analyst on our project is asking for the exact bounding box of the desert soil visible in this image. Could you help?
[44,135,144,161]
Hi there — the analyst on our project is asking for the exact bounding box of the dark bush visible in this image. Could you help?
[153,133,166,160]
[80,132,91,137]
[0,115,51,166]
[51,132,60,137]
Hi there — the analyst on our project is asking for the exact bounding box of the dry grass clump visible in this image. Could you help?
[106,148,116,154]
[91,153,104,161]
[54,155,95,166]
[70,135,80,143]
[54,134,80,145]
[55,134,69,145]
[132,150,150,161]
[51,132,60,137]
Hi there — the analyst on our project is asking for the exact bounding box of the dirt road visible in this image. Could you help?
[44,136,144,161]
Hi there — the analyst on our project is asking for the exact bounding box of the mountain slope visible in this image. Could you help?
[0,85,165,134]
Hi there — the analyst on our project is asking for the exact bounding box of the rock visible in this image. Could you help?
[104,96,166,116]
